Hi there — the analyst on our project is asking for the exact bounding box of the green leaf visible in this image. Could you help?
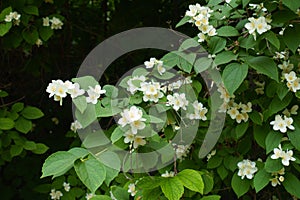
[200,195,221,200]
[264,156,282,173]
[282,0,300,12]
[177,169,204,194]
[74,157,106,193]
[253,125,268,148]
[263,93,292,120]
[217,26,239,37]
[231,173,250,198]
[31,143,48,154]
[283,24,300,54]
[0,118,15,130]
[111,126,123,144]
[249,111,263,125]
[176,16,190,28]
[22,27,39,44]
[160,177,184,200]
[72,95,87,114]
[179,38,199,50]
[222,63,248,96]
[91,195,112,200]
[12,102,24,112]
[103,165,119,186]
[178,52,196,73]
[132,67,149,77]
[214,51,238,66]
[209,37,227,54]
[287,117,300,151]
[15,117,32,134]
[253,168,271,193]
[111,186,129,200]
[103,85,118,98]
[75,104,97,128]
[21,106,44,119]
[23,141,37,150]
[265,131,282,154]
[68,147,89,158]
[23,6,39,16]
[0,7,12,21]
[10,144,23,157]
[0,23,12,37]
[217,165,228,180]
[234,121,249,140]
[72,76,99,91]
[207,156,223,169]
[194,57,213,73]
[39,26,53,41]
[41,151,77,178]
[137,176,163,190]
[160,52,179,68]
[264,31,280,50]
[247,56,278,82]
[282,173,300,198]
[276,82,289,100]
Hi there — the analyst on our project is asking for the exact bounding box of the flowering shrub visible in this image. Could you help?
[39,0,300,199]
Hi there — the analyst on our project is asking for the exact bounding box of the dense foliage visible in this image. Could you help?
[1,0,300,199]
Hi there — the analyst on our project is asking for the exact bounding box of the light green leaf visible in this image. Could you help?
[265,131,282,154]
[74,156,106,193]
[15,116,32,134]
[41,151,77,178]
[222,63,248,96]
[103,85,118,98]
[111,186,129,200]
[176,16,190,28]
[75,104,97,128]
[132,67,149,77]
[214,51,238,66]
[160,177,184,200]
[0,118,15,130]
[217,26,239,37]
[231,173,250,198]
[111,126,123,144]
[72,76,99,91]
[160,52,179,68]
[23,6,39,16]
[68,147,89,158]
[72,95,87,114]
[194,57,213,74]
[282,173,300,198]
[21,106,44,120]
[179,38,199,50]
[177,169,204,194]
[247,56,278,82]
[0,23,12,37]
[12,102,24,113]
[200,195,221,200]
[23,141,37,150]
[253,168,271,193]
[91,195,112,200]
[178,52,196,73]
[103,165,119,186]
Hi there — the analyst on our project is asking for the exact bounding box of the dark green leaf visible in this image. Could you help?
[247,56,278,82]
[21,106,44,119]
[217,26,239,37]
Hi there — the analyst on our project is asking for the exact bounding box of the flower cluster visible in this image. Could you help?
[254,80,265,95]
[118,106,146,149]
[144,57,166,75]
[185,3,217,42]
[166,93,189,111]
[172,143,190,160]
[70,120,83,132]
[127,75,146,94]
[46,79,105,106]
[167,77,192,91]
[49,189,63,200]
[270,168,285,187]
[43,16,64,30]
[161,171,175,178]
[187,100,208,120]
[4,11,21,25]
[245,16,271,40]
[271,144,296,166]
[270,114,294,133]
[284,71,300,93]
[237,159,258,180]
[140,81,164,102]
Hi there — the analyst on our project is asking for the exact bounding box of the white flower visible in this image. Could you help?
[173,144,190,159]
[63,182,70,192]
[186,4,199,17]
[70,120,82,132]
[157,64,166,75]
[166,93,189,111]
[128,183,137,196]
[139,81,164,102]
[207,27,217,36]
[206,149,216,161]
[43,17,50,26]
[161,171,175,178]
[270,115,287,133]
[133,135,146,148]
[227,107,239,119]
[245,17,256,34]
[86,85,106,104]
[284,71,297,83]
[36,38,43,47]
[144,57,157,68]
[271,177,281,187]
[118,106,146,134]
[284,116,294,130]
[46,80,68,105]
[245,16,271,36]
[49,189,63,200]
[5,11,21,25]
[237,159,258,179]
[85,193,95,200]
[225,0,231,3]
[68,83,85,98]
[50,17,63,30]
[197,32,206,42]
[188,100,208,120]
[286,78,300,92]
[278,61,294,74]
[127,75,146,94]
[271,144,296,166]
